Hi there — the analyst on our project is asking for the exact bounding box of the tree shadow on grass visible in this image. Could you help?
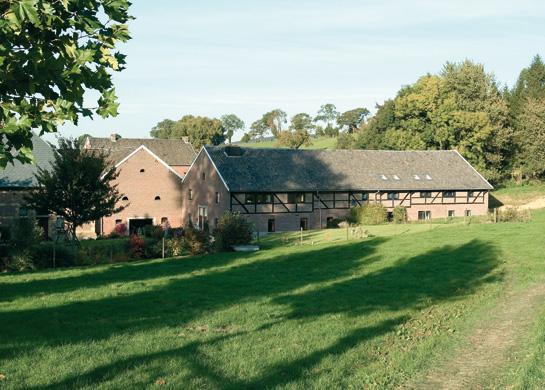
[2,238,502,388]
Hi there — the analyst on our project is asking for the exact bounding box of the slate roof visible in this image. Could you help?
[0,134,55,188]
[204,146,493,192]
[86,137,196,166]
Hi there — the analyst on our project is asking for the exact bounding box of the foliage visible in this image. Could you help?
[337,107,370,133]
[350,203,388,225]
[240,133,251,143]
[114,223,128,237]
[164,237,185,257]
[150,115,226,149]
[512,98,545,178]
[183,224,210,255]
[250,109,287,138]
[509,55,545,119]
[143,224,164,240]
[0,0,132,167]
[351,61,513,183]
[221,114,245,144]
[349,226,370,239]
[128,234,145,258]
[277,113,313,149]
[314,103,339,137]
[494,207,531,223]
[213,212,253,251]
[393,206,408,224]
[25,138,124,240]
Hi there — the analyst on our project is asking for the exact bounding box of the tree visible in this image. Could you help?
[25,138,124,241]
[314,103,339,137]
[250,109,287,138]
[150,115,226,149]
[337,108,370,133]
[350,61,513,182]
[509,55,545,118]
[513,98,545,178]
[0,0,132,167]
[150,119,177,138]
[240,133,251,143]
[221,114,245,144]
[277,113,313,149]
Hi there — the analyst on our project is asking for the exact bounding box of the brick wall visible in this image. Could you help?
[80,148,187,237]
[181,150,230,229]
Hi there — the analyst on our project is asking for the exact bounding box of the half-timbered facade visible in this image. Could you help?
[181,146,492,232]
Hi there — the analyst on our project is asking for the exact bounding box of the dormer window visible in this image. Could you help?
[122,196,129,201]
[154,196,161,201]
[140,168,145,173]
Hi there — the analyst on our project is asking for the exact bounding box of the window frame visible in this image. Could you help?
[443,190,455,198]
[420,191,432,198]
[387,192,399,200]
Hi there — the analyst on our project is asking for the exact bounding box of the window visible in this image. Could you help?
[468,191,475,197]
[161,217,168,224]
[465,210,472,217]
[448,210,455,218]
[198,206,208,230]
[115,219,122,225]
[420,191,432,198]
[188,189,193,200]
[300,218,308,231]
[214,218,219,228]
[326,217,334,227]
[140,168,145,173]
[418,210,431,220]
[154,196,161,201]
[245,194,255,204]
[215,192,220,204]
[362,193,369,201]
[201,172,206,180]
[443,191,455,198]
[387,192,399,200]
[256,193,271,204]
[288,193,305,203]
[268,218,275,232]
[122,196,129,201]
[188,213,192,223]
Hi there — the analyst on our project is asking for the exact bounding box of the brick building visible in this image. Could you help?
[181,146,492,232]
[0,133,55,238]
[82,135,196,236]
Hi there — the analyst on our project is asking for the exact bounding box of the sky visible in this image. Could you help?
[54,0,545,143]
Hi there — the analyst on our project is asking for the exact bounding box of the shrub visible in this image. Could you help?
[338,221,350,229]
[350,203,388,225]
[8,251,36,271]
[494,207,531,223]
[129,234,145,258]
[154,237,185,257]
[143,224,164,239]
[114,223,127,236]
[350,226,370,239]
[392,206,407,224]
[213,212,253,251]
[32,242,78,268]
[183,225,210,255]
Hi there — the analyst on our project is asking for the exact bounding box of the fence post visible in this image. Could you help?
[300,227,303,245]
[162,237,165,259]
[494,207,497,223]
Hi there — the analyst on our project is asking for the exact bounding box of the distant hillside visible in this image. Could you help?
[235,136,337,150]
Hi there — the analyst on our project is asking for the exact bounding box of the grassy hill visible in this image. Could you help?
[2,213,545,388]
[236,136,337,150]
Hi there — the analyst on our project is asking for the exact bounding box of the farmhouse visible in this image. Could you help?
[181,146,492,232]
[0,133,55,238]
[81,135,196,236]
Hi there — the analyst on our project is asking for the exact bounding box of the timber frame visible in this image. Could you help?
[229,189,488,215]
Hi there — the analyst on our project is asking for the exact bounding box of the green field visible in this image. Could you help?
[236,136,337,150]
[2,214,545,388]
[492,181,545,207]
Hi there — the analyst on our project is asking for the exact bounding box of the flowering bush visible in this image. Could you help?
[129,234,145,258]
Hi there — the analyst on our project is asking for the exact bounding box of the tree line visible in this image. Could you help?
[150,55,544,184]
[149,105,369,150]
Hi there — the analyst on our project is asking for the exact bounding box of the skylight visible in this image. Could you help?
[380,174,388,180]
[414,174,420,180]
[393,175,400,180]
[425,174,432,180]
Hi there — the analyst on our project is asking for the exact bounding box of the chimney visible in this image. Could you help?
[181,136,190,144]
[110,133,121,142]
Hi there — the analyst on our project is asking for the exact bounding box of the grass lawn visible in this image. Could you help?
[236,136,337,150]
[2,212,545,388]
[491,181,545,207]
